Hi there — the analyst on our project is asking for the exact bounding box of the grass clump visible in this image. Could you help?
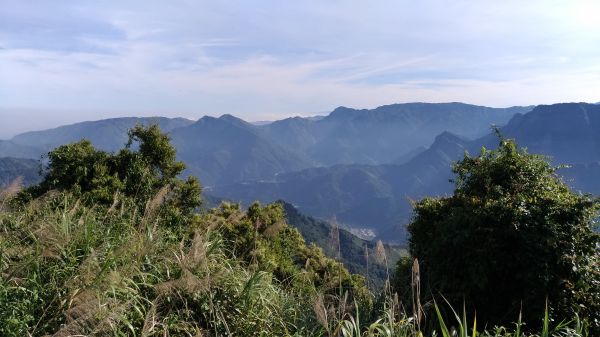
[1,125,596,336]
[0,190,372,336]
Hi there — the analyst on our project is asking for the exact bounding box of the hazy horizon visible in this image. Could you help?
[2,1,600,137]
[4,100,600,139]
[0,101,539,139]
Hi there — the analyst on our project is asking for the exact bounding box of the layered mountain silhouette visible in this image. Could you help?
[0,103,530,186]
[169,115,315,186]
[2,102,599,243]
[262,103,531,165]
[213,103,600,243]
[213,132,464,242]
[9,117,194,154]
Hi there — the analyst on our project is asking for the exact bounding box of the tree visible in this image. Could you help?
[396,137,600,331]
[17,124,201,224]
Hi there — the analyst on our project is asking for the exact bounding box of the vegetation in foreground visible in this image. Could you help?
[0,125,597,336]
[395,133,600,334]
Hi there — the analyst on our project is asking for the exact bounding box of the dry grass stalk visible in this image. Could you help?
[313,293,329,330]
[375,240,392,294]
[374,240,386,264]
[180,269,210,293]
[51,290,107,337]
[141,301,158,337]
[28,189,60,211]
[142,185,171,222]
[156,233,210,296]
[72,249,101,286]
[412,258,423,332]
[67,198,81,217]
[0,176,23,200]
[304,257,311,270]
[338,291,348,318]
[263,220,285,238]
[188,231,207,268]
[34,222,67,259]
[106,190,120,215]
[90,300,133,335]
[363,244,370,289]
[0,176,23,209]
[393,292,400,315]
[329,218,341,260]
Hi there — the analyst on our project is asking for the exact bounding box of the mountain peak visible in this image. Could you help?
[327,106,360,119]
[434,130,465,142]
[194,114,251,128]
[219,114,245,122]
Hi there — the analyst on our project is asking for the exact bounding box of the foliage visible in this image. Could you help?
[15,124,201,225]
[0,187,377,336]
[1,124,597,336]
[281,201,405,290]
[332,293,589,337]
[396,137,600,332]
[0,125,373,336]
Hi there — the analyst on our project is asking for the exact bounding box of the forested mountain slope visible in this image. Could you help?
[0,103,529,186]
[213,103,600,242]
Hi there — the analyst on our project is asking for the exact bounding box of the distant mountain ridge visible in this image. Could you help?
[212,103,600,243]
[262,103,531,165]
[170,115,315,186]
[0,157,39,187]
[0,103,530,187]
[10,117,194,153]
[6,102,599,244]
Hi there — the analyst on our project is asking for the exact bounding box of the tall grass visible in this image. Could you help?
[333,296,589,337]
[0,191,325,336]
[0,187,592,336]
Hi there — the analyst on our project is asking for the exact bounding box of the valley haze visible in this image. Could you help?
[2,101,600,244]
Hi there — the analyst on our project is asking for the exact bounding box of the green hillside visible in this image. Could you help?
[0,157,40,187]
[281,201,406,289]
[0,124,595,336]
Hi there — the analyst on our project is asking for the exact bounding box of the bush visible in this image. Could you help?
[15,124,201,225]
[0,125,371,336]
[396,137,600,331]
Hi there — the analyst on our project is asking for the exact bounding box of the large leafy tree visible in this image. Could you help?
[398,137,600,331]
[17,124,201,224]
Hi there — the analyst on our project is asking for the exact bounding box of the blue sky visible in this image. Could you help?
[1,0,600,137]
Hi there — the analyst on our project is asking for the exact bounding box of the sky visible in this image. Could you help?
[1,0,600,138]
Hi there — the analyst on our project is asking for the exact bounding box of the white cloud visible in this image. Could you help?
[1,0,599,135]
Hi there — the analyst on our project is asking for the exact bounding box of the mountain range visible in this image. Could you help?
[213,103,600,243]
[0,103,531,187]
[2,102,599,243]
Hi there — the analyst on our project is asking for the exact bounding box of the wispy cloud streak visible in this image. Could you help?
[0,0,599,136]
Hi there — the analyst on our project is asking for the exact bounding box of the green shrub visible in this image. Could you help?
[14,124,201,226]
[396,136,600,332]
[0,125,371,336]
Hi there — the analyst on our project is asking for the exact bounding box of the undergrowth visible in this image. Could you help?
[0,126,593,336]
[0,190,591,336]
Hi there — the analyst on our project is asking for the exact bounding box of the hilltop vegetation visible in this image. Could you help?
[1,124,598,336]
[0,103,530,187]
[395,135,600,333]
[0,125,370,336]
[281,201,405,289]
[216,103,600,242]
